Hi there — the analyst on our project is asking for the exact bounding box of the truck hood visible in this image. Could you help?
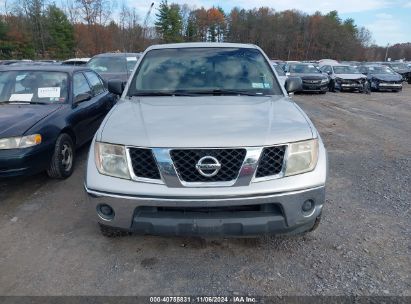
[0,104,62,138]
[100,96,314,148]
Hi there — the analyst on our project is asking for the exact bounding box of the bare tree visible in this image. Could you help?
[75,0,112,53]
[60,0,80,23]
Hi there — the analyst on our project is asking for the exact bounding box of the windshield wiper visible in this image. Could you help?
[183,89,266,96]
[131,89,268,97]
[131,91,197,97]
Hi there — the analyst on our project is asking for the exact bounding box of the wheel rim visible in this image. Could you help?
[61,143,73,172]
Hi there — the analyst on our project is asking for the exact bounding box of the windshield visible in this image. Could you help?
[273,65,286,76]
[367,66,396,74]
[289,64,321,74]
[386,63,408,71]
[0,70,68,104]
[333,66,361,74]
[87,56,137,73]
[128,48,282,96]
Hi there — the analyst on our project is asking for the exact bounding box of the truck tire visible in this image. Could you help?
[47,133,75,179]
[308,215,322,232]
[99,223,130,237]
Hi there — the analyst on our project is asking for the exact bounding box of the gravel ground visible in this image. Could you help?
[0,85,410,296]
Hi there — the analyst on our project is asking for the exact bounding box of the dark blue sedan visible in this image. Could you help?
[0,65,116,178]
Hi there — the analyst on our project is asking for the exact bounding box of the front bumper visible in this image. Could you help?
[337,83,365,91]
[301,83,328,92]
[0,144,53,177]
[85,136,327,236]
[373,82,403,91]
[86,186,325,236]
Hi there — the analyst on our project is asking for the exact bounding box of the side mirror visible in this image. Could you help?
[74,92,92,104]
[285,77,302,93]
[108,79,125,95]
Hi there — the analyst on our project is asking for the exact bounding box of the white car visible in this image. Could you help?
[62,58,91,66]
[320,64,369,93]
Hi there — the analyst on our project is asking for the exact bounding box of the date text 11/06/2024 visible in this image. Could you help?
[149,296,257,303]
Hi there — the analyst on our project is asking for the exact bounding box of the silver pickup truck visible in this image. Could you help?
[85,43,327,237]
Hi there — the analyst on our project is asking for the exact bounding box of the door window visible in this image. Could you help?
[84,71,105,96]
[73,73,91,97]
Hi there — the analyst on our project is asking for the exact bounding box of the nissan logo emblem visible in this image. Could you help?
[196,156,221,177]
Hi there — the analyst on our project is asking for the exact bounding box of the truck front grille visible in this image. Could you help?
[170,149,246,182]
[255,145,286,178]
[128,148,161,180]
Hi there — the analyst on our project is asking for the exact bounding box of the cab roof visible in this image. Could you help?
[91,52,141,58]
[146,42,258,51]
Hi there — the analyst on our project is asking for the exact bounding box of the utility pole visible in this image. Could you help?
[142,2,155,45]
[384,43,390,62]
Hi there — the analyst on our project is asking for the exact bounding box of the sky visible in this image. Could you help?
[128,0,411,46]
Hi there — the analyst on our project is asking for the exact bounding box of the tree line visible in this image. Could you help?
[0,0,410,61]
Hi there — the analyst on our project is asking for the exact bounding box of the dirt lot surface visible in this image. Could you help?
[0,86,410,296]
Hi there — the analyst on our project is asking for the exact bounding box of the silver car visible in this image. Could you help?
[85,43,327,237]
[319,64,369,93]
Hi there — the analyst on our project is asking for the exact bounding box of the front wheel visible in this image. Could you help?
[47,133,75,179]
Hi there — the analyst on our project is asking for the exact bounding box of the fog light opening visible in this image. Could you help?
[302,199,315,213]
[97,204,115,220]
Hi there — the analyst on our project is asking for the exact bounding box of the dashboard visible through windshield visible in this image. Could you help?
[0,70,68,104]
[288,64,321,74]
[128,47,282,96]
[333,66,361,74]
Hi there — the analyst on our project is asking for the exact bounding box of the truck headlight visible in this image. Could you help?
[94,142,130,179]
[321,78,328,84]
[0,134,42,150]
[285,139,319,176]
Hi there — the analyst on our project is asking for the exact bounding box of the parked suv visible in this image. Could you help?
[87,53,141,83]
[85,43,327,237]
